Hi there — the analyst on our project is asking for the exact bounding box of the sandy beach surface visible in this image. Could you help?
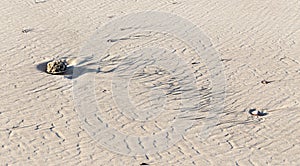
[1,0,300,165]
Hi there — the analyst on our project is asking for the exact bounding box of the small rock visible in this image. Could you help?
[46,59,67,74]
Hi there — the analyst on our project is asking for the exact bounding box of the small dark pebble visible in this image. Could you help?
[140,163,149,166]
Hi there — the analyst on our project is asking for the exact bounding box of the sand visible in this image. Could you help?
[1,0,300,165]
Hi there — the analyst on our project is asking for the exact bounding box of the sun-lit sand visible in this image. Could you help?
[1,0,300,165]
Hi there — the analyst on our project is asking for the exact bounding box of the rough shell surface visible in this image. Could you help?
[46,59,67,74]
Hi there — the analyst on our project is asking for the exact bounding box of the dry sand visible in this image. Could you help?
[1,0,300,165]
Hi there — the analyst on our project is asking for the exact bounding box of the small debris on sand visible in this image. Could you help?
[22,28,33,33]
[261,80,273,84]
[248,108,268,116]
[34,0,47,4]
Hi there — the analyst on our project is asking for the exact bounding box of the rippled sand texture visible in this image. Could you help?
[1,0,300,165]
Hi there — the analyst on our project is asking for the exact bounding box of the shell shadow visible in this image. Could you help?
[36,60,50,73]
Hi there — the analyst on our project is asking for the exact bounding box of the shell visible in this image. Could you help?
[46,59,68,74]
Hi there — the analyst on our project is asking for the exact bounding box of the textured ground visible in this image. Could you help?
[0,0,300,165]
